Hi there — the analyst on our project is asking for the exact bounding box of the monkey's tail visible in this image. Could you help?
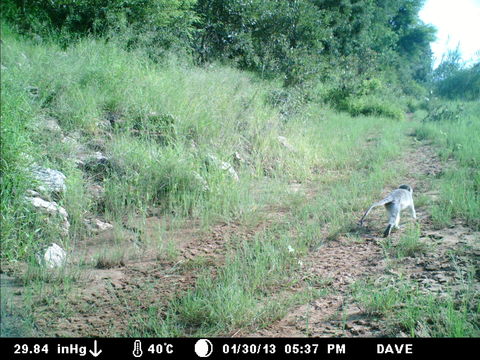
[359,196,393,226]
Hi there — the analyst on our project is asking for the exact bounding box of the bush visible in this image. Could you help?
[436,63,480,101]
[423,101,464,123]
[2,0,198,56]
[344,96,404,120]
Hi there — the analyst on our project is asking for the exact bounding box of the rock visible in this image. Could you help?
[278,136,296,152]
[84,218,113,233]
[37,115,62,133]
[206,154,239,182]
[25,196,70,236]
[36,243,66,269]
[25,189,41,197]
[79,152,110,180]
[31,166,66,195]
[26,196,68,219]
[95,219,113,231]
[87,184,105,209]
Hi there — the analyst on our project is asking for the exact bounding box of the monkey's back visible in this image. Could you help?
[388,188,412,210]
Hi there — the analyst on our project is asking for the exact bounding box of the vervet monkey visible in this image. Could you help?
[359,185,416,237]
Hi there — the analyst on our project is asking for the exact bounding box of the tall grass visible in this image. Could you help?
[1,26,43,261]
[415,101,480,229]
[7,21,472,339]
[126,112,412,336]
[0,23,312,261]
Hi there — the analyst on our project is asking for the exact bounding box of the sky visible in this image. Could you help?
[419,0,480,67]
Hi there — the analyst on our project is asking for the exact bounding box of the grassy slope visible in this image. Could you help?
[1,24,478,337]
[1,25,298,260]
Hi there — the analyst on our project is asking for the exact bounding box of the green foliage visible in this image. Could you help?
[416,101,480,229]
[343,95,404,120]
[194,0,331,85]
[2,0,198,55]
[193,0,435,88]
[436,63,480,101]
[423,101,465,123]
[432,48,480,101]
[3,0,435,93]
[322,70,406,120]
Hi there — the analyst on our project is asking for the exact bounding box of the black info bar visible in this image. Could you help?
[2,337,475,359]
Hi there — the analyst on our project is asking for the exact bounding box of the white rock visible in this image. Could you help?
[207,154,239,182]
[96,219,113,231]
[25,189,41,197]
[25,196,70,236]
[38,116,62,133]
[31,166,66,195]
[37,243,66,269]
[233,151,246,164]
[26,196,68,219]
[219,161,239,182]
[84,218,113,233]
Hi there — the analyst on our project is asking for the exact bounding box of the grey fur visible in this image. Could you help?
[359,184,416,237]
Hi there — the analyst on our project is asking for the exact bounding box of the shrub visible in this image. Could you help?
[423,101,464,123]
[344,96,404,120]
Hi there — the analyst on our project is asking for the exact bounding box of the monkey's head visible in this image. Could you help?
[398,184,413,193]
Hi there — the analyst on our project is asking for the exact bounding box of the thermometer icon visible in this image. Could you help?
[133,340,143,358]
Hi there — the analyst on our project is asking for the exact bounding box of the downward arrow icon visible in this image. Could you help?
[89,340,102,357]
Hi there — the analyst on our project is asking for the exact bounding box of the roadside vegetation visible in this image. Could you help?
[1,0,478,337]
[415,100,480,230]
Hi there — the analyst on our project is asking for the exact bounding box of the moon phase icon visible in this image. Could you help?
[194,339,213,357]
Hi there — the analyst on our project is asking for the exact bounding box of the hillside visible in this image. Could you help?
[1,0,479,338]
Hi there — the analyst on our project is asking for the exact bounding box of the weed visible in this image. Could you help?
[394,223,426,258]
[94,248,127,269]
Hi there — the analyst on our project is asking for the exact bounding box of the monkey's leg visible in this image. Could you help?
[410,203,417,220]
[395,212,401,228]
[383,224,393,237]
[384,203,399,237]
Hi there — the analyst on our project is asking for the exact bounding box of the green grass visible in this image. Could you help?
[4,23,412,337]
[380,223,427,259]
[0,22,303,261]
[125,113,412,336]
[415,101,480,229]
[0,20,411,264]
[353,273,479,337]
[3,21,478,338]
